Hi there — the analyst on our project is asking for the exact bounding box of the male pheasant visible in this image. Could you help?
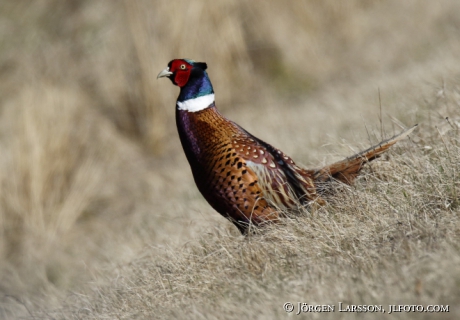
[158,59,416,234]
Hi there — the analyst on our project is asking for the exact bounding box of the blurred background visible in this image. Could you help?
[1,0,460,314]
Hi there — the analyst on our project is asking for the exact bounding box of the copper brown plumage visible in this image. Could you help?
[158,59,416,234]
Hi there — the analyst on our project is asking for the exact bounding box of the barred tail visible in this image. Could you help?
[313,124,417,185]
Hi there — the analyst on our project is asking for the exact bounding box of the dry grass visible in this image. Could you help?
[0,0,460,319]
[19,83,460,319]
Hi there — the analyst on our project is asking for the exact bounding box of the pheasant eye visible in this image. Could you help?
[180,64,186,70]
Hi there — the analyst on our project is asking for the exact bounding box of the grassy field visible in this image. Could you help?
[0,1,459,319]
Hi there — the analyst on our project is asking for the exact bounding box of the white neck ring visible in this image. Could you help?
[177,94,215,112]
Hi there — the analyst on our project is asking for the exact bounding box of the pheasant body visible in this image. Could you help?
[158,59,416,233]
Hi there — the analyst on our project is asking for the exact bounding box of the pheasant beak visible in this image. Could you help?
[157,67,173,79]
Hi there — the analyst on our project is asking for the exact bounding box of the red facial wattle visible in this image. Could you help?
[170,60,192,87]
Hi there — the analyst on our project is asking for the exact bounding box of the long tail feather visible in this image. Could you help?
[313,124,417,185]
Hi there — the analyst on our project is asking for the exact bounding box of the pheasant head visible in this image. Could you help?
[157,59,214,112]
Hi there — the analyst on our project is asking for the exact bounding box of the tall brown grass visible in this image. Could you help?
[27,92,460,318]
[0,0,460,318]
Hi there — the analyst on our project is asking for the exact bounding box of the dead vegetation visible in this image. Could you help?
[0,0,459,319]
[20,81,459,320]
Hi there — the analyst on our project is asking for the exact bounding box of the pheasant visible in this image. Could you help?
[157,59,416,234]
